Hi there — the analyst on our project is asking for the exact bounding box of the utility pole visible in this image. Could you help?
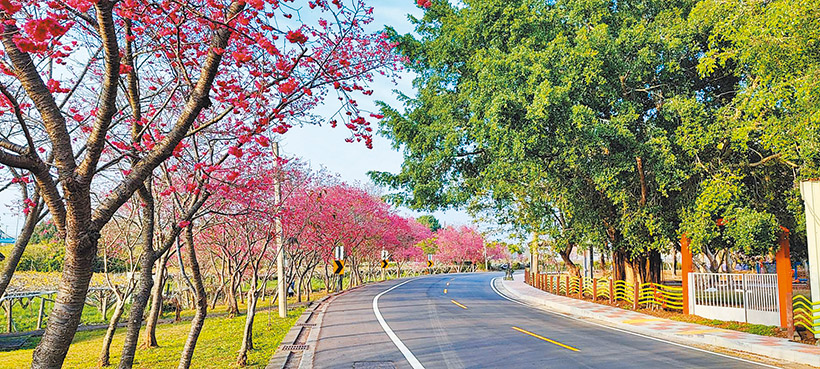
[274,141,287,318]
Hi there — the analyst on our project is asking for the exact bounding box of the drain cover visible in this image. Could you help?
[352,361,396,369]
[280,344,308,351]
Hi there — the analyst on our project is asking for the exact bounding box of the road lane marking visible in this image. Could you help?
[490,278,779,369]
[450,299,467,309]
[444,289,447,294]
[446,282,450,286]
[373,279,425,369]
[512,326,579,351]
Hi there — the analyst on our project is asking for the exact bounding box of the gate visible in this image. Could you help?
[689,273,780,326]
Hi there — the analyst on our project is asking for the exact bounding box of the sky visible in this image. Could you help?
[279,1,478,230]
[0,1,482,238]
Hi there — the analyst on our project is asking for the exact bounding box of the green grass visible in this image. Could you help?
[2,297,110,333]
[0,300,303,369]
[668,316,782,336]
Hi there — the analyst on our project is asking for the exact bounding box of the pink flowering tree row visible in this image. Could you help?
[0,0,399,366]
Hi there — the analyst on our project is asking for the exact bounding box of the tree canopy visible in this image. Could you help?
[373,0,819,282]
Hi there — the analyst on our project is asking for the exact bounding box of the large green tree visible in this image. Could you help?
[373,0,808,282]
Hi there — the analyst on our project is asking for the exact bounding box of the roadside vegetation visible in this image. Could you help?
[0,303,304,369]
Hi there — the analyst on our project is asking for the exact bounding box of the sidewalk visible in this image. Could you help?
[499,274,820,368]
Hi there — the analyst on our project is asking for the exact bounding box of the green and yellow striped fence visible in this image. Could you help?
[793,295,820,334]
[524,271,683,311]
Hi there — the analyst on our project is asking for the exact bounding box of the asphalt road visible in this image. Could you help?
[312,273,776,369]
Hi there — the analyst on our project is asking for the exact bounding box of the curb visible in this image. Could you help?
[264,282,383,369]
[497,278,820,368]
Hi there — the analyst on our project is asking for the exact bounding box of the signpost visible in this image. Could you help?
[334,245,345,292]
[427,254,433,273]
[381,249,389,280]
[332,260,345,274]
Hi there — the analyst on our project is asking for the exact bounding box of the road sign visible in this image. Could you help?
[381,259,388,269]
[333,260,345,274]
[381,249,389,260]
[334,245,345,260]
[427,260,433,268]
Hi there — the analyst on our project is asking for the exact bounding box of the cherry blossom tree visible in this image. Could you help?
[0,0,397,366]
[383,215,429,276]
[435,225,485,272]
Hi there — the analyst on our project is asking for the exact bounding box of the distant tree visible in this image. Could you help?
[30,220,59,245]
[417,215,442,232]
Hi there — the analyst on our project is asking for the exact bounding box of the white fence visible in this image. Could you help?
[688,273,780,326]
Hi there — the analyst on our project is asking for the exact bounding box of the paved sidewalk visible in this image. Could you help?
[500,274,820,368]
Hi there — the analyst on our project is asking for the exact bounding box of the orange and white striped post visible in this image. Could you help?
[681,234,693,315]
[592,278,598,301]
[578,277,583,299]
[609,278,614,304]
[775,228,794,333]
[565,275,570,296]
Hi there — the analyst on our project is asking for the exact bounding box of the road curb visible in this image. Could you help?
[265,281,394,369]
[497,277,820,368]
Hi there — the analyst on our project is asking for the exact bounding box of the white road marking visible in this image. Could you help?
[373,279,425,369]
[489,277,780,369]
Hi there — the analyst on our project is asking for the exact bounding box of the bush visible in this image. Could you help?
[15,243,64,272]
[7,242,128,273]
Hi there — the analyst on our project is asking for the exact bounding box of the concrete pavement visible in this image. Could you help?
[307,273,781,368]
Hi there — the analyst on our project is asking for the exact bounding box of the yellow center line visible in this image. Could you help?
[444,289,448,294]
[511,326,580,352]
[446,282,450,286]
[450,299,467,309]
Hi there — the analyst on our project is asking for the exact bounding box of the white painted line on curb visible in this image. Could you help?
[490,277,780,369]
[373,279,425,369]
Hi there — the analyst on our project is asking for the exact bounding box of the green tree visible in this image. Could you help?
[416,215,442,232]
[374,0,723,283]
[680,0,820,262]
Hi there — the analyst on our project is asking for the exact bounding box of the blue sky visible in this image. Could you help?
[279,1,477,229]
[0,1,481,237]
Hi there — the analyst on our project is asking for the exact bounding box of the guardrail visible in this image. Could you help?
[524,269,683,311]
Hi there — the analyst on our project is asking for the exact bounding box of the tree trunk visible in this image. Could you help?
[178,225,207,369]
[226,274,239,317]
[98,295,127,367]
[143,252,169,348]
[236,271,258,366]
[647,250,662,284]
[118,185,156,369]
[612,249,627,281]
[295,275,302,303]
[558,244,581,278]
[31,226,99,369]
[633,253,647,284]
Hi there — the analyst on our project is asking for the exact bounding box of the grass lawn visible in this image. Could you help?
[1,296,109,333]
[0,300,304,369]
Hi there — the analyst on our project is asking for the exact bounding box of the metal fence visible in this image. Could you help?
[689,272,780,326]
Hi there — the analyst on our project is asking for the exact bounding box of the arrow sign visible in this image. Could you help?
[381,259,388,269]
[333,260,345,275]
[427,260,433,268]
